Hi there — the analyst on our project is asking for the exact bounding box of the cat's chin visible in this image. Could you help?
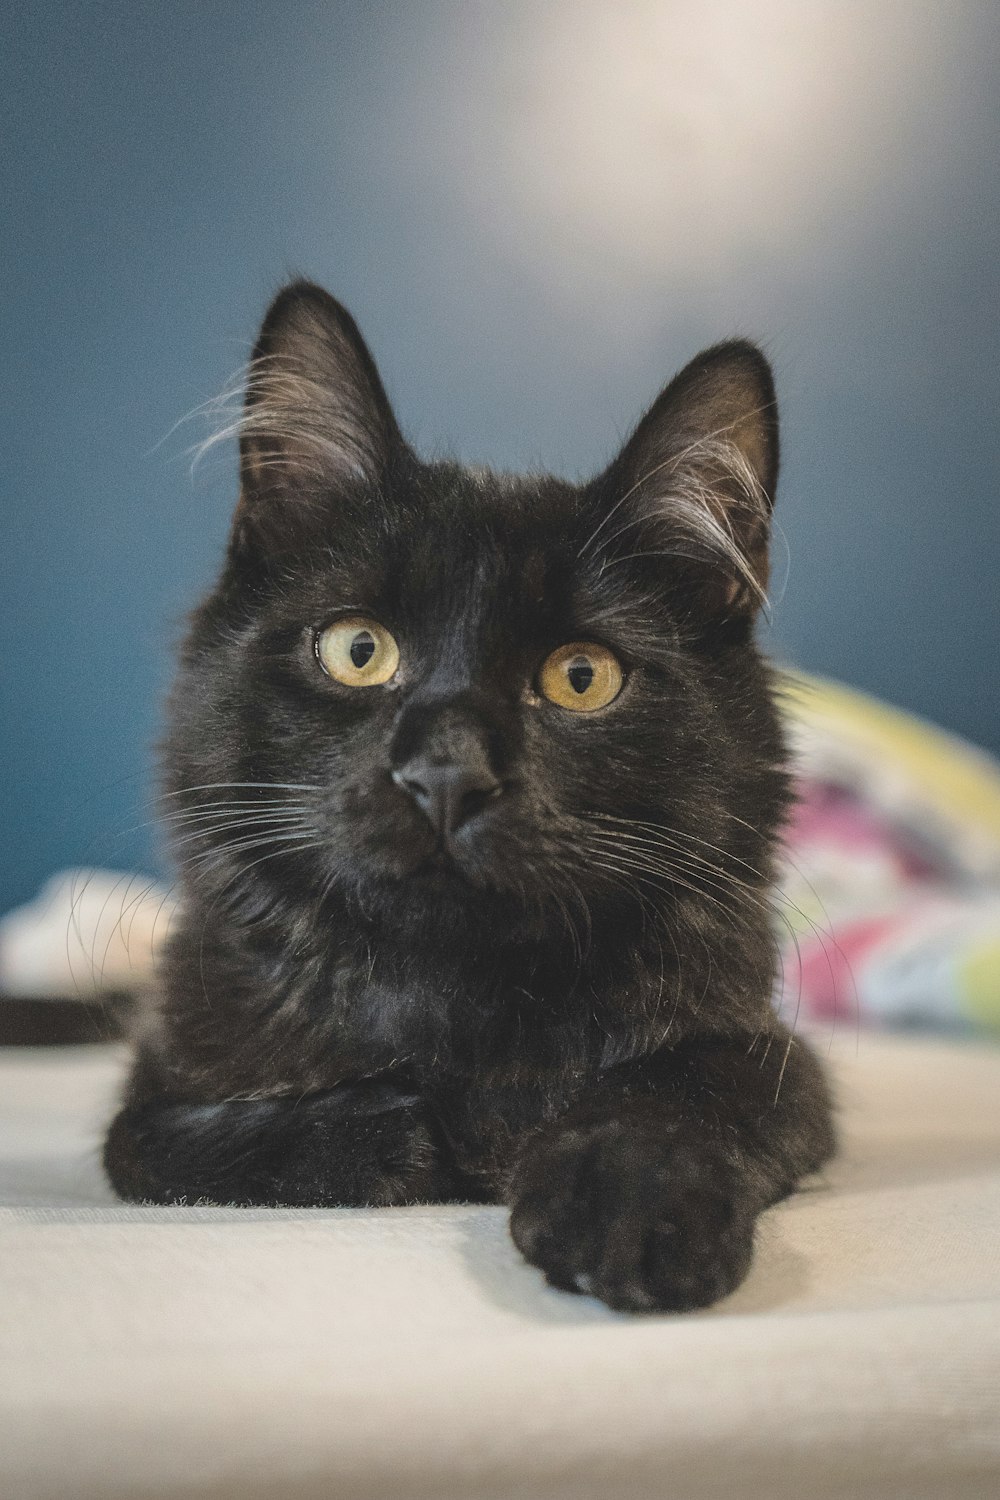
[402,844,499,895]
[352,829,508,893]
[338,845,540,935]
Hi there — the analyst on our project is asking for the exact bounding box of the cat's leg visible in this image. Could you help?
[104,1079,468,1207]
[507,1029,835,1312]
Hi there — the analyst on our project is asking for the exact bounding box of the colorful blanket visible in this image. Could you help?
[777,673,1000,1037]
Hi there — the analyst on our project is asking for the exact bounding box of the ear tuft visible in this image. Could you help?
[238,281,403,502]
[589,340,779,614]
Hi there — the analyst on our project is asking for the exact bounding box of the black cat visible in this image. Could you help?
[104,281,835,1312]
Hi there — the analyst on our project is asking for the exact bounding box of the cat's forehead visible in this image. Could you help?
[415,461,579,538]
[326,463,583,597]
[409,466,585,609]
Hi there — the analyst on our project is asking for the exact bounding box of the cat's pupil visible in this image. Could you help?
[567,657,594,695]
[350,631,376,669]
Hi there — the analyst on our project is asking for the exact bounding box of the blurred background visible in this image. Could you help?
[3,0,998,917]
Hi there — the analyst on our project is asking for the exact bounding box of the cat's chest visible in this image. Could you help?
[325,957,601,1168]
[327,959,589,1072]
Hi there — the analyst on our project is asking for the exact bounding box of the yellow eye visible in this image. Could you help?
[538,642,623,712]
[316,616,400,687]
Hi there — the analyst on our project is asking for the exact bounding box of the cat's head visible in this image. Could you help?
[165,281,785,937]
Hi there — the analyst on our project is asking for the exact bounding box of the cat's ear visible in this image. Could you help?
[233,281,404,528]
[590,341,778,614]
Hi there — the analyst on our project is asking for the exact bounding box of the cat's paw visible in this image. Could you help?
[276,1083,443,1206]
[104,1082,450,1208]
[508,1117,756,1313]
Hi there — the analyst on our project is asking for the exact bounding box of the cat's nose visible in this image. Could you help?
[392,757,503,836]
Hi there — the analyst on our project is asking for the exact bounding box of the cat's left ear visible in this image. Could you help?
[235,280,404,517]
[590,341,778,614]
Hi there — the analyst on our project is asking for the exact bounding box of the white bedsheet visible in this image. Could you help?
[1,1034,999,1499]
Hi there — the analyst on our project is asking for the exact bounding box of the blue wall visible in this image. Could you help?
[3,0,999,914]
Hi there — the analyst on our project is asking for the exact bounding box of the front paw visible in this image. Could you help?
[508,1117,756,1312]
[104,1082,448,1207]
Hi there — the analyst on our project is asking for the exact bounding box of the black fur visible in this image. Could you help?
[104,281,835,1312]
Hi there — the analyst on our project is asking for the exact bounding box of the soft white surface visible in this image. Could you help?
[1,1034,999,1499]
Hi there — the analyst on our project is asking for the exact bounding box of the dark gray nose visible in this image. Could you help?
[392,757,502,836]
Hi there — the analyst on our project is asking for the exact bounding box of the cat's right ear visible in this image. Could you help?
[230,281,404,555]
